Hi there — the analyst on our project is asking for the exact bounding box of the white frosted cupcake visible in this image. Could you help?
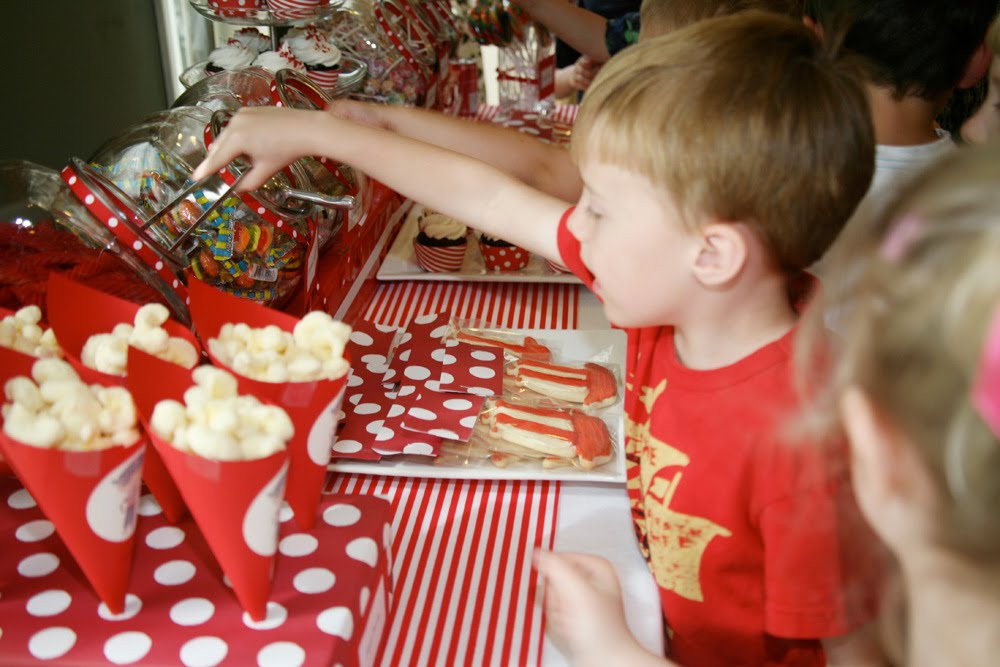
[283,27,342,89]
[207,38,257,73]
[232,28,271,54]
[252,43,307,74]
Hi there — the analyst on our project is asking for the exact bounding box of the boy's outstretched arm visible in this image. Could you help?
[513,0,611,62]
[192,107,567,260]
[328,100,583,202]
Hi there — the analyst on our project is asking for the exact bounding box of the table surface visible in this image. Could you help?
[336,274,663,665]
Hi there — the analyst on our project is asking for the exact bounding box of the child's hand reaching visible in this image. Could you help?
[533,550,671,667]
[325,99,390,130]
[192,107,326,191]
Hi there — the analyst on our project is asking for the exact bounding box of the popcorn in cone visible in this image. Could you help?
[127,348,289,621]
[187,278,348,529]
[0,346,143,614]
[47,272,198,522]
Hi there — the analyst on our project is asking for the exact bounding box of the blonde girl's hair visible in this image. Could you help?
[570,11,874,272]
[799,141,1000,560]
[638,0,804,40]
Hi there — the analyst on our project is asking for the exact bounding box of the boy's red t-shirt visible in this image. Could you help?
[556,208,880,666]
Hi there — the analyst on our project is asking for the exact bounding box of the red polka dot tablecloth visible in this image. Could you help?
[0,477,392,667]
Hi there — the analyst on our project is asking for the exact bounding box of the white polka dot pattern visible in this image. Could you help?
[0,475,392,666]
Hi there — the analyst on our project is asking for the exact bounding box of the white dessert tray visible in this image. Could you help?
[376,206,582,284]
[329,327,626,483]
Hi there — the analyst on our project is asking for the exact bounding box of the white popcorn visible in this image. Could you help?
[4,377,43,413]
[0,306,63,358]
[80,303,198,376]
[208,310,352,383]
[32,358,79,384]
[134,303,170,330]
[2,358,138,451]
[149,366,291,462]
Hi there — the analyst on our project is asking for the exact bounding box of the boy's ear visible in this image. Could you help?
[958,42,992,89]
[692,223,747,287]
[802,15,824,40]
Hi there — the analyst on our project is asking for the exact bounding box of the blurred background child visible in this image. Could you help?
[804,0,997,269]
[962,18,1000,143]
[800,142,1000,667]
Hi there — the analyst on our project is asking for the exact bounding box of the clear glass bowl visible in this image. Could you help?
[79,107,316,309]
[0,160,189,321]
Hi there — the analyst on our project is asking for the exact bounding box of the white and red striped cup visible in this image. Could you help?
[266,0,321,20]
[414,239,466,272]
[305,65,340,92]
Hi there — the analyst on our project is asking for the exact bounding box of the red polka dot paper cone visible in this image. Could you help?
[479,237,531,272]
[0,347,143,615]
[187,278,349,531]
[127,348,288,622]
[46,272,197,524]
[413,239,467,272]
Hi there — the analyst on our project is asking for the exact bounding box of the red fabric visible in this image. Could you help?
[556,210,881,666]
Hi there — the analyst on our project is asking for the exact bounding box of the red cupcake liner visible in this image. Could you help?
[414,240,466,272]
[479,240,530,272]
[306,67,341,91]
[209,0,263,17]
[546,257,571,273]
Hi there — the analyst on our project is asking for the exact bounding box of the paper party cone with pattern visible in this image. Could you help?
[188,277,348,530]
[127,347,288,621]
[47,272,196,522]
[0,346,143,614]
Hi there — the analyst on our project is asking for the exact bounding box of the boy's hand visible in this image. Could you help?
[534,550,670,667]
[191,107,324,191]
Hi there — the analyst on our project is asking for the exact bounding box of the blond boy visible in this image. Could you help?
[195,12,880,666]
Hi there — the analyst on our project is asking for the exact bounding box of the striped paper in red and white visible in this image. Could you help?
[331,279,579,666]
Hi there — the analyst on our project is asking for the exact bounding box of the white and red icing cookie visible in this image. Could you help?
[455,330,551,360]
[482,399,613,470]
[507,358,617,408]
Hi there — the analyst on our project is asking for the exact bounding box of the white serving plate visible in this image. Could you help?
[376,207,581,284]
[329,327,627,483]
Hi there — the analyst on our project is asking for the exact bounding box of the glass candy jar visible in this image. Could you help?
[0,160,188,320]
[67,107,320,309]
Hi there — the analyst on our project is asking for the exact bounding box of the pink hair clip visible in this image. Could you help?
[971,302,1000,439]
[879,214,924,262]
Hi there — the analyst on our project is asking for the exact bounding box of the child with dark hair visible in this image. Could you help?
[804,0,997,271]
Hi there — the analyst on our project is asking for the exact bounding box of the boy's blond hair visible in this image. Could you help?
[570,11,874,272]
[801,143,1000,560]
[638,0,803,39]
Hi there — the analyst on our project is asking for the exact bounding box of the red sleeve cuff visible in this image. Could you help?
[555,206,596,292]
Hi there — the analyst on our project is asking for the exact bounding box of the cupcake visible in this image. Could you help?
[232,27,271,54]
[252,43,307,74]
[479,234,530,272]
[284,27,342,90]
[206,38,257,74]
[413,212,468,273]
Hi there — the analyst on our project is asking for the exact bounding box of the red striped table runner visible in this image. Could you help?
[329,280,579,666]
